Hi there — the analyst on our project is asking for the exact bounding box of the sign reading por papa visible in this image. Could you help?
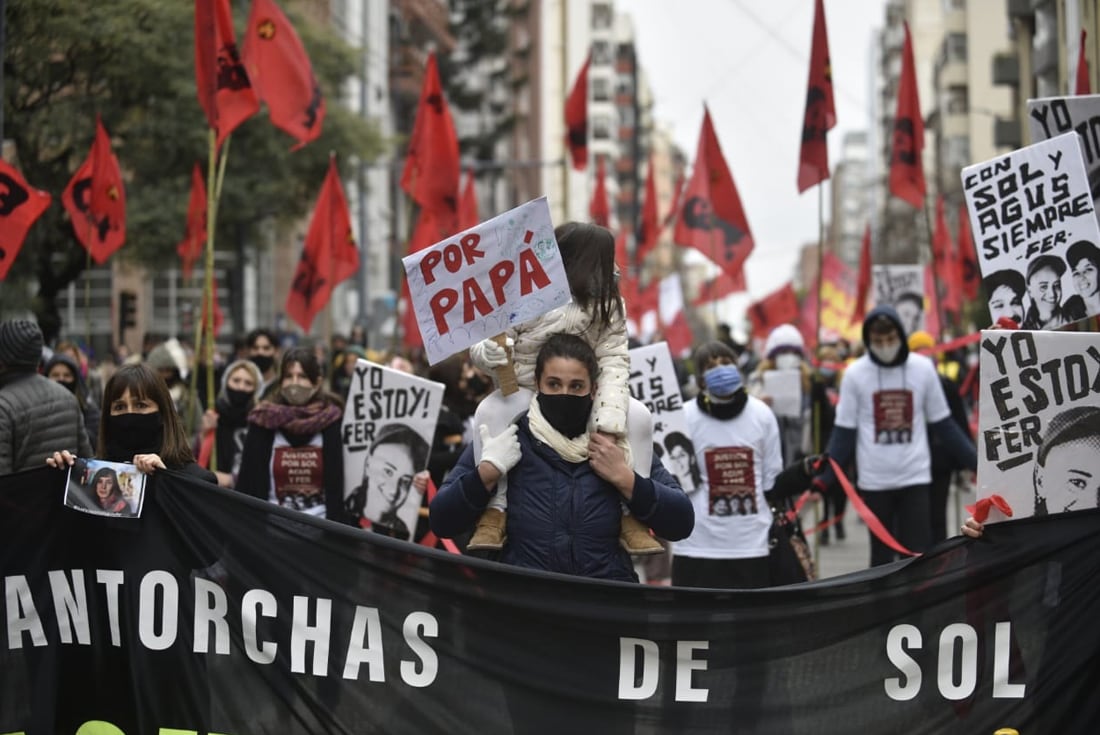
[402,197,570,365]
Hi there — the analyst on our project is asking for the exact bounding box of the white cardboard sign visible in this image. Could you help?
[402,197,570,365]
[628,342,698,494]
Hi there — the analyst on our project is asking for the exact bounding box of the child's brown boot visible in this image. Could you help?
[620,514,664,555]
[467,508,507,551]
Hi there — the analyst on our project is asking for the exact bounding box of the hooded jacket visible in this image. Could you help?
[862,304,909,368]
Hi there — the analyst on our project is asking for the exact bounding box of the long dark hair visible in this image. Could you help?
[89,466,123,507]
[555,222,623,330]
[99,364,194,468]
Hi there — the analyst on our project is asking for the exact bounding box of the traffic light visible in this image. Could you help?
[119,290,137,336]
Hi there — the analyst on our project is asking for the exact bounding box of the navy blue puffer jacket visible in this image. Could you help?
[430,416,694,581]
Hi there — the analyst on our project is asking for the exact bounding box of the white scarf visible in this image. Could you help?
[527,394,633,467]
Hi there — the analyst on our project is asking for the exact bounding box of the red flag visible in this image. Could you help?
[956,201,980,301]
[564,52,590,170]
[1077,29,1091,95]
[614,227,630,273]
[62,117,126,264]
[242,0,325,149]
[400,52,460,218]
[194,0,260,148]
[797,0,836,193]
[852,223,872,325]
[673,107,754,283]
[931,195,960,315]
[285,158,359,332]
[635,156,660,266]
[663,172,684,227]
[589,156,610,227]
[889,23,925,208]
[691,270,746,306]
[457,171,479,230]
[747,283,800,338]
[176,164,207,281]
[401,209,454,349]
[0,161,51,281]
[658,274,693,358]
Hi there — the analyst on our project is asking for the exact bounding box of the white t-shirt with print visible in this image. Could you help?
[672,396,783,559]
[834,353,950,491]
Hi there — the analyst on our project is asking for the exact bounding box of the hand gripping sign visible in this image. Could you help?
[402,197,571,366]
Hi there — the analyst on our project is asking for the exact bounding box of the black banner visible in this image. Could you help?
[2,466,1098,734]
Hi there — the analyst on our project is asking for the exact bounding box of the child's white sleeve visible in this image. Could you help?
[590,307,631,435]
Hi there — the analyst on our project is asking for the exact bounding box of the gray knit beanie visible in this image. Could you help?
[0,319,44,371]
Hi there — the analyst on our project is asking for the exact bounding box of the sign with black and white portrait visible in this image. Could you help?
[977,329,1100,521]
[628,342,697,494]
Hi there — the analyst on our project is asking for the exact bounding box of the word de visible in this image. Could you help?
[617,637,709,702]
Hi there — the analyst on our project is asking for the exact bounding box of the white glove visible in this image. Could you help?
[473,337,512,369]
[479,424,522,474]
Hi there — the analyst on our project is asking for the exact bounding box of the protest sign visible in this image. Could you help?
[977,329,1100,521]
[3,466,1100,733]
[629,342,697,493]
[402,197,570,365]
[763,369,802,418]
[63,458,145,518]
[341,359,444,540]
[1027,94,1100,217]
[872,264,925,335]
[961,132,1100,328]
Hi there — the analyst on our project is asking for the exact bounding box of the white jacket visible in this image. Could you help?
[469,300,631,435]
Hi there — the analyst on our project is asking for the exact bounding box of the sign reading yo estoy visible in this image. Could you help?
[402,197,571,365]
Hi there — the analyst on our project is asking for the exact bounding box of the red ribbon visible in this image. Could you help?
[828,457,919,557]
[965,494,1013,523]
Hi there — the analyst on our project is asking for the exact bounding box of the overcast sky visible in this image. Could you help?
[618,0,888,336]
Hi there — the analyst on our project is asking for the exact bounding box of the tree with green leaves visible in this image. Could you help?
[1,0,383,341]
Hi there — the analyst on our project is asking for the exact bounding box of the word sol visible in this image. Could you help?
[885,622,1026,701]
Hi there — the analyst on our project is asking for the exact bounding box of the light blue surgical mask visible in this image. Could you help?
[703,364,742,400]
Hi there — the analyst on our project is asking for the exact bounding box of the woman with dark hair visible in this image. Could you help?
[87,466,131,515]
[236,347,353,524]
[465,222,663,553]
[44,352,100,452]
[1063,239,1100,319]
[663,431,702,492]
[47,363,216,481]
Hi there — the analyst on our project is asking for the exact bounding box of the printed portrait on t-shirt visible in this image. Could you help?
[872,389,914,445]
[704,446,757,516]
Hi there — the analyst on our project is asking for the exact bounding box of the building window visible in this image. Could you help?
[592,115,611,139]
[592,3,612,29]
[592,77,610,102]
[592,41,612,65]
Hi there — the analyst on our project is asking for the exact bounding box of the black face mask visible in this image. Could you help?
[104,412,164,462]
[536,393,593,439]
[250,354,275,374]
[225,387,253,410]
[465,373,491,398]
[56,380,77,394]
[699,389,748,421]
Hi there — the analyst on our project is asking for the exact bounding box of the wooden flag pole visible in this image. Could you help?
[921,197,948,344]
[493,333,519,395]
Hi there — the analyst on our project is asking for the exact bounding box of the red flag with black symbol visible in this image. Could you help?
[0,161,51,281]
[285,158,358,332]
[194,0,260,148]
[242,0,325,150]
[852,222,872,325]
[797,0,836,193]
[931,195,961,315]
[747,282,800,338]
[564,52,590,171]
[401,209,455,348]
[635,156,660,266]
[691,270,746,306]
[176,164,207,281]
[889,22,925,208]
[1077,29,1091,95]
[458,171,479,231]
[62,117,126,264]
[956,201,980,301]
[400,52,460,218]
[658,273,693,358]
[663,172,684,227]
[589,156,610,228]
[674,106,754,284]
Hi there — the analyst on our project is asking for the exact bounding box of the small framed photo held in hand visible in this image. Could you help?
[63,458,146,518]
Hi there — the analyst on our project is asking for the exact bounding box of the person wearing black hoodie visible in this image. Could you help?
[813,305,976,566]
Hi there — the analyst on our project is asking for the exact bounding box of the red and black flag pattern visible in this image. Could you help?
[176,163,207,281]
[747,282,799,338]
[852,222,872,325]
[589,156,610,228]
[194,0,259,148]
[564,52,591,171]
[400,52,460,222]
[635,156,660,267]
[889,22,925,208]
[797,0,836,193]
[0,161,51,281]
[61,116,126,265]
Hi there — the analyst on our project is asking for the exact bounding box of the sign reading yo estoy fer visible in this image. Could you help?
[402,197,571,365]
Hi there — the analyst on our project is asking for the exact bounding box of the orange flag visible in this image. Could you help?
[242,0,325,149]
[673,106,754,286]
[176,163,207,281]
[564,52,591,170]
[797,0,836,193]
[0,161,51,281]
[285,158,358,332]
[400,52,460,220]
[194,0,259,147]
[62,116,126,264]
[889,22,925,208]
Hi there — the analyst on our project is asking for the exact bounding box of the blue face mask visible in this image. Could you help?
[703,364,742,400]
